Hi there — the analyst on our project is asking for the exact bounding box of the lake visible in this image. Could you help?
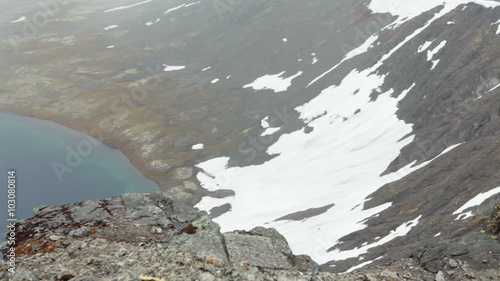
[0,112,159,240]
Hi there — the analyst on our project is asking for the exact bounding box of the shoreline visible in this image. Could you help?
[0,106,212,206]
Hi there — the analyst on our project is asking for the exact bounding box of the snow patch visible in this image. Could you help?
[346,256,384,273]
[283,38,288,42]
[311,53,318,64]
[368,0,499,26]
[453,185,500,219]
[165,3,186,14]
[431,59,440,70]
[260,116,281,136]
[487,83,500,93]
[165,1,200,15]
[104,0,153,13]
[244,71,303,93]
[211,79,219,84]
[10,16,26,23]
[146,18,160,26]
[308,35,378,87]
[104,25,118,30]
[427,40,446,61]
[418,41,434,53]
[106,45,115,49]
[192,143,204,150]
[162,64,185,71]
[202,66,211,71]
[493,20,500,34]
[194,9,473,265]
[329,216,422,261]
[261,117,270,128]
[262,127,280,136]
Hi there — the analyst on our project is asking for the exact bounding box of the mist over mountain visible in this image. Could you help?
[0,0,499,279]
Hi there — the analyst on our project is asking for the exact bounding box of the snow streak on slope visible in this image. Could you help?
[104,0,154,13]
[453,185,500,220]
[368,0,499,26]
[10,16,26,23]
[165,1,201,15]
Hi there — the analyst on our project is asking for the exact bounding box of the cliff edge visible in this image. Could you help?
[1,192,499,281]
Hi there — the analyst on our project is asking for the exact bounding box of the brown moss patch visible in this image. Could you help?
[15,240,58,257]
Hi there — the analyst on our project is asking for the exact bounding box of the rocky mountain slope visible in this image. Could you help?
[1,0,500,278]
[1,192,500,280]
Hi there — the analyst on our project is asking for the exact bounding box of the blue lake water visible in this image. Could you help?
[0,112,159,239]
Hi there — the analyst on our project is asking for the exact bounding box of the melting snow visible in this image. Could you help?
[283,38,288,42]
[202,66,212,71]
[226,75,231,79]
[165,3,187,14]
[261,117,270,128]
[368,0,499,27]
[418,41,434,53]
[197,63,420,264]
[311,53,318,64]
[162,64,185,71]
[346,256,383,272]
[427,41,447,61]
[192,143,204,150]
[453,185,500,220]
[326,215,422,262]
[146,18,160,26]
[261,127,280,136]
[308,35,378,87]
[104,25,118,30]
[260,118,281,136]
[10,16,26,23]
[431,59,440,70]
[447,21,456,25]
[195,2,488,265]
[104,0,153,13]
[244,71,303,93]
[106,45,115,49]
[488,83,500,93]
[493,20,500,34]
[211,79,220,84]
[165,1,200,15]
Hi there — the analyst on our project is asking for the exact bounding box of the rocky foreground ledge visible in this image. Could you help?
[1,193,500,281]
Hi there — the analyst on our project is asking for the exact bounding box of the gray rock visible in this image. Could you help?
[224,228,294,270]
[68,226,90,238]
[166,213,229,266]
[172,167,194,180]
[10,269,39,281]
[293,255,320,272]
[435,271,446,281]
[198,272,216,281]
[447,259,459,269]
